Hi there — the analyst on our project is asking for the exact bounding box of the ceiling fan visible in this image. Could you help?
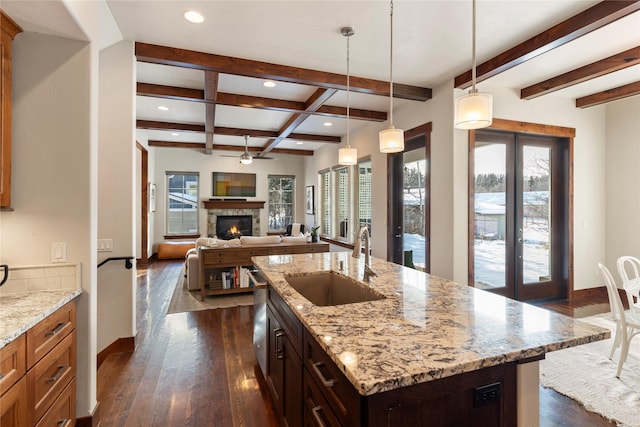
[220,135,276,164]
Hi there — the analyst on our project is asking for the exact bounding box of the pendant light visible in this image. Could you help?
[379,0,404,154]
[240,135,253,165]
[454,0,493,130]
[338,27,357,166]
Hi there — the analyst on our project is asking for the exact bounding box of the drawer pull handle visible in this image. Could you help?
[57,419,68,427]
[274,328,284,360]
[311,406,328,427]
[46,365,67,383]
[45,322,67,337]
[312,362,335,388]
[0,373,5,380]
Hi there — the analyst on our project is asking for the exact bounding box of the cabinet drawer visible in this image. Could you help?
[27,331,76,426]
[35,377,75,427]
[303,370,342,427]
[27,301,75,367]
[0,376,27,426]
[304,330,360,427]
[0,334,26,396]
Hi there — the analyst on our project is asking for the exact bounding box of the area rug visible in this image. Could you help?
[167,270,254,314]
[540,313,640,427]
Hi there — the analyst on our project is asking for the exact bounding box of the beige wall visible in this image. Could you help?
[3,31,98,418]
[98,40,136,352]
[605,96,640,271]
[151,147,307,249]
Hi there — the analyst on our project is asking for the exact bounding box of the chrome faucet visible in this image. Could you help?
[352,226,377,278]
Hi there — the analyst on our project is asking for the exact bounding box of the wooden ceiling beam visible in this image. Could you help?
[135,42,431,101]
[204,71,218,154]
[261,88,337,154]
[137,120,341,143]
[137,82,387,122]
[575,80,640,108]
[455,1,640,89]
[521,46,640,99]
[148,140,314,156]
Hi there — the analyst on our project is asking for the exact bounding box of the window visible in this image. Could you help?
[268,175,295,231]
[166,172,199,235]
[334,166,351,239]
[319,170,331,236]
[357,158,372,235]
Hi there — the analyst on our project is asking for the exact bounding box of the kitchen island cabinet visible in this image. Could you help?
[253,252,609,427]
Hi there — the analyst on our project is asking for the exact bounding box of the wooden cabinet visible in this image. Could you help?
[0,10,22,208]
[0,300,77,426]
[266,288,303,427]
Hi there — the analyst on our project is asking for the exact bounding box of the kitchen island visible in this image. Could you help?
[252,251,609,427]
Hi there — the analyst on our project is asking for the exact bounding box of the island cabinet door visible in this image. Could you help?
[362,362,517,427]
[266,306,284,413]
[265,306,303,427]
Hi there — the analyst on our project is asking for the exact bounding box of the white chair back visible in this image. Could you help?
[616,256,640,283]
[598,263,626,325]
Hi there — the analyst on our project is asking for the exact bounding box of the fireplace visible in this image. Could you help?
[216,215,253,240]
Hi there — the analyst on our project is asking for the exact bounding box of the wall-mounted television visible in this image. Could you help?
[212,172,256,197]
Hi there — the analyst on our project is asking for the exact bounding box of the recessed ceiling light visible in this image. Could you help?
[296,142,304,145]
[171,132,180,136]
[263,80,276,88]
[183,10,204,23]
[323,122,333,127]
[157,105,169,111]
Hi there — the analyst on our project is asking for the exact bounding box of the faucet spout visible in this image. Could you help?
[353,226,376,278]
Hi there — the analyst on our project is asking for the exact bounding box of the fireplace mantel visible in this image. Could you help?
[203,200,265,210]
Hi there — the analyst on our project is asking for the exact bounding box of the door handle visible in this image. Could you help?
[395,234,401,238]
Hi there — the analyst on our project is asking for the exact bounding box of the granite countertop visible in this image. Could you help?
[0,289,82,348]
[253,252,610,396]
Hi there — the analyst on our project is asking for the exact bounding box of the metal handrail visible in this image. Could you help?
[98,256,134,269]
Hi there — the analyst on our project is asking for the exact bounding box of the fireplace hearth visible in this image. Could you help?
[216,215,253,240]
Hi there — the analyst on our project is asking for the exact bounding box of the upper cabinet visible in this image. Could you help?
[1,10,22,208]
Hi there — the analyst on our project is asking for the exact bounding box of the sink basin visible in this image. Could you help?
[285,272,385,306]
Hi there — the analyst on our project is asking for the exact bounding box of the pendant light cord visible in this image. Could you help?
[471,0,477,93]
[389,0,394,127]
[346,34,351,148]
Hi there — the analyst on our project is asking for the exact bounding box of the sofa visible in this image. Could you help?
[185,234,315,291]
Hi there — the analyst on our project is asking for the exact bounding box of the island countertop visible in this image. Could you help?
[253,251,610,396]
[0,289,82,348]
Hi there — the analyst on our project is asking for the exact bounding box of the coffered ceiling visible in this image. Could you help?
[5,1,639,158]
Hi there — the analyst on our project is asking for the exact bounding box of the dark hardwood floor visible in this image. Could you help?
[97,260,616,426]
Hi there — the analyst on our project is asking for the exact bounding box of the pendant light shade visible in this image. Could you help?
[379,126,404,153]
[454,0,493,130]
[338,146,358,165]
[454,90,493,129]
[379,0,404,154]
[338,27,357,166]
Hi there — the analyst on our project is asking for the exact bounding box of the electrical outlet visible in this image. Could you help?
[98,239,114,252]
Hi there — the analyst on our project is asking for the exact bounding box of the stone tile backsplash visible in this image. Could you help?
[0,263,80,294]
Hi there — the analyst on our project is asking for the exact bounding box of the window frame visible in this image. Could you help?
[165,171,200,237]
[267,174,296,232]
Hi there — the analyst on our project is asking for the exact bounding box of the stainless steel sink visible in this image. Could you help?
[285,272,385,306]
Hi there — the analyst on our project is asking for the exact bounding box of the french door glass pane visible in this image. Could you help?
[474,143,506,289]
[403,149,427,270]
[522,146,551,284]
[357,160,372,235]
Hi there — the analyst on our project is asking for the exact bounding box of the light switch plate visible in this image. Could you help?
[51,242,67,263]
[98,239,114,252]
